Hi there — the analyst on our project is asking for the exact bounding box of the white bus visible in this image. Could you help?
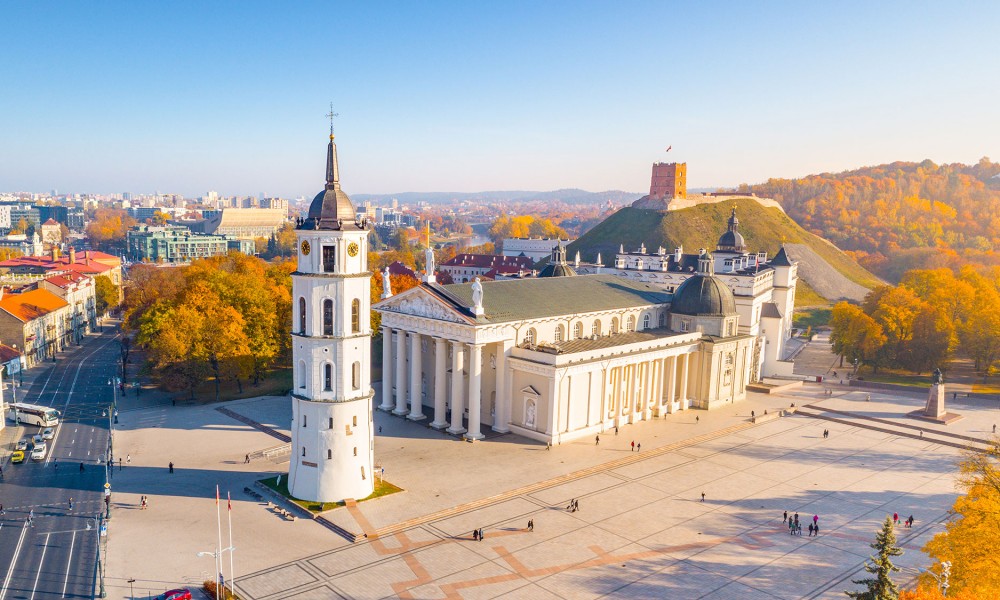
[8,403,60,427]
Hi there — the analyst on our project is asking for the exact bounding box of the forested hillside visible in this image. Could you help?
[740,158,1000,281]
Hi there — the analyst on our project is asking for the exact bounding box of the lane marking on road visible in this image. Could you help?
[61,530,75,598]
[30,532,49,600]
[46,335,120,466]
[0,520,29,600]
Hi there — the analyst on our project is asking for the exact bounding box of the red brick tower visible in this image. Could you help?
[649,162,687,200]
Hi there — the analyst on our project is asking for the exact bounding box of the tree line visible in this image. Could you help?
[122,253,294,400]
[830,267,1000,376]
[742,158,1000,281]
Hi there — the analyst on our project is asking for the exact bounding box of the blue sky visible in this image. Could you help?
[1,1,998,198]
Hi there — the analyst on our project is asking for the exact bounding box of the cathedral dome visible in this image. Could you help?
[670,273,737,316]
[300,134,358,231]
[538,242,576,278]
[716,207,746,253]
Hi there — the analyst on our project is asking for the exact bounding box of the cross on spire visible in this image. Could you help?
[326,103,339,139]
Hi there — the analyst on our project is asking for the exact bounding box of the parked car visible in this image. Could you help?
[30,443,46,461]
[11,450,25,463]
[157,590,192,600]
[41,427,55,440]
[16,439,29,451]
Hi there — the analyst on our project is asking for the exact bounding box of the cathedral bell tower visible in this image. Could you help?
[288,128,375,503]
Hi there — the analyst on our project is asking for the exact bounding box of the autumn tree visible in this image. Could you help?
[94,275,119,315]
[921,440,1000,596]
[829,302,887,370]
[369,271,420,335]
[846,515,903,600]
[86,209,137,248]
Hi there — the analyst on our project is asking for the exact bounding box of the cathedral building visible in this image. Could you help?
[374,219,798,445]
[288,131,375,502]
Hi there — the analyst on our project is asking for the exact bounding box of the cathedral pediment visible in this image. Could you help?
[375,287,470,324]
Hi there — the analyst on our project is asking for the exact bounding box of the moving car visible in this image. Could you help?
[30,443,47,461]
[16,439,28,451]
[32,434,43,446]
[11,450,25,463]
[157,590,192,600]
[41,427,55,440]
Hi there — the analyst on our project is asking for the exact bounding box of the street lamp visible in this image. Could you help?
[197,547,235,600]
[127,578,136,599]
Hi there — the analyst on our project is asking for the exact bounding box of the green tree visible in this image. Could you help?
[94,275,119,314]
[846,515,902,600]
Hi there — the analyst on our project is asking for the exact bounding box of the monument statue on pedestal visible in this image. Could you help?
[924,367,946,419]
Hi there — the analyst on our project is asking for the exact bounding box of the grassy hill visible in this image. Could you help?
[565,199,883,307]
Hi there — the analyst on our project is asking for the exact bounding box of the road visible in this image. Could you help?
[0,325,123,600]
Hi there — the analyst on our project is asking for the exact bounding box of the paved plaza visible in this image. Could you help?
[97,365,994,600]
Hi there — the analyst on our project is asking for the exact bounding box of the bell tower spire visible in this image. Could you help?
[326,103,340,189]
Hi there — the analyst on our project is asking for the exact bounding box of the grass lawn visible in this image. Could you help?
[174,368,292,404]
[259,475,403,514]
[858,369,933,388]
[793,307,832,329]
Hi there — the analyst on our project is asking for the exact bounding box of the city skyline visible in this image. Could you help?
[1,2,998,198]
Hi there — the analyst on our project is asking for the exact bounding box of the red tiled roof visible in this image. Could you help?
[387,261,418,279]
[42,218,60,226]
[0,344,20,363]
[441,253,533,273]
[0,288,69,322]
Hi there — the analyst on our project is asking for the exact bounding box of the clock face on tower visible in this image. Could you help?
[300,240,311,256]
[348,242,359,257]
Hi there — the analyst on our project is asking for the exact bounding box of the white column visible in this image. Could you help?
[465,344,484,441]
[431,337,448,429]
[644,361,654,420]
[393,331,408,415]
[447,341,466,435]
[492,341,511,433]
[379,327,394,411]
[408,332,425,420]
[665,356,677,414]
[680,353,691,410]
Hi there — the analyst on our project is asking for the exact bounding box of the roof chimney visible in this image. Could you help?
[52,247,59,261]
[69,247,76,264]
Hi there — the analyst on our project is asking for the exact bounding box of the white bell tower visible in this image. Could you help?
[288,127,375,503]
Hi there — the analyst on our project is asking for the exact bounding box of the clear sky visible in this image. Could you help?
[2,1,998,198]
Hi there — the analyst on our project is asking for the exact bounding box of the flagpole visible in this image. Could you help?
[216,485,222,600]
[228,491,235,597]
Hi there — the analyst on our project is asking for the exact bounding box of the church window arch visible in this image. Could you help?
[526,328,537,345]
[611,317,619,334]
[554,325,564,343]
[298,360,307,389]
[327,449,332,459]
[302,415,307,427]
[642,314,651,330]
[352,361,361,390]
[658,312,666,328]
[323,299,334,335]
[302,446,306,457]
[298,297,306,333]
[592,320,601,337]
[351,299,361,333]
[574,322,584,340]
[627,315,636,332]
[324,363,333,391]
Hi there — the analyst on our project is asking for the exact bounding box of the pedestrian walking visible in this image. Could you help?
[527,519,533,532]
[866,394,871,402]
[993,424,996,434]
[119,457,123,471]
[808,523,814,536]
[0,504,4,515]
[637,443,641,452]
[893,512,898,524]
[244,454,250,464]
[568,499,576,511]
[126,454,131,465]
[378,426,382,434]
[473,529,479,541]
[168,462,174,474]
[701,492,705,502]
[479,528,484,541]
[751,410,755,419]
[80,462,85,472]
[630,440,635,452]
[813,514,818,526]
[788,520,794,535]
[814,522,819,536]
[696,415,699,423]
[595,435,600,446]
[574,500,579,512]
[919,430,923,438]
[69,498,74,511]
[783,510,788,523]
[907,515,914,528]
[614,426,619,435]
[794,513,799,527]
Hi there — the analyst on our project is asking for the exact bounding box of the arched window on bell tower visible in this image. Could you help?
[324,363,333,391]
[298,297,306,333]
[351,299,361,334]
[323,299,334,335]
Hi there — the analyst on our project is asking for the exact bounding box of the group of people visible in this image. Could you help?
[566,499,580,512]
[140,495,149,510]
[893,512,914,528]
[471,527,485,541]
[783,511,821,537]
[822,429,830,439]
